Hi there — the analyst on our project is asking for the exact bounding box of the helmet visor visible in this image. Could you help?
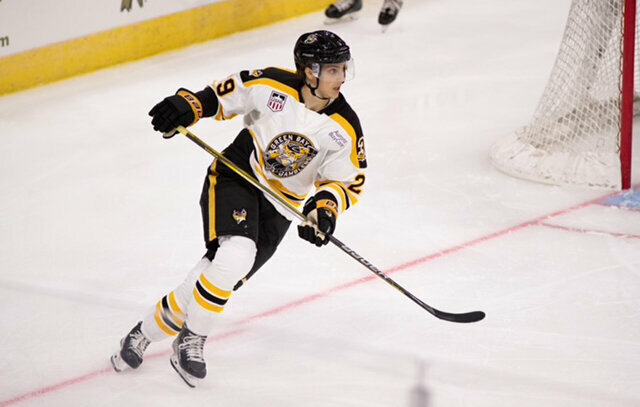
[311,58,355,82]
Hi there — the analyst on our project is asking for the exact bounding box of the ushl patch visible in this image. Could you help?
[267,91,287,112]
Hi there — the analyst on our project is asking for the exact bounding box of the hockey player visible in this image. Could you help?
[110,30,367,387]
[324,0,403,30]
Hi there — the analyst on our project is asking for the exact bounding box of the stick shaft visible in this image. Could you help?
[175,126,485,323]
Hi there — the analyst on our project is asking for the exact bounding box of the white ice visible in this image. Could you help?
[1,0,640,406]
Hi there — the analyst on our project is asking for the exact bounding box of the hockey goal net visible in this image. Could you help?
[490,0,637,190]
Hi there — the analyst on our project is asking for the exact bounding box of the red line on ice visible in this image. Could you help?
[539,222,640,239]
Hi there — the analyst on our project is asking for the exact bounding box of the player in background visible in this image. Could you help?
[324,0,403,30]
[110,30,367,387]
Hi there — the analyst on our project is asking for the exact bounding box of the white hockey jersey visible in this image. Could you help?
[208,67,367,221]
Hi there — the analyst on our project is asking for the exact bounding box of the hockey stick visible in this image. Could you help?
[172,125,486,323]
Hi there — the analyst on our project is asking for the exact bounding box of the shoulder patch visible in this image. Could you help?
[324,96,366,169]
[329,113,367,169]
[267,91,288,112]
[328,130,348,147]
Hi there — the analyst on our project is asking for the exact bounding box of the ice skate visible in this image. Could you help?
[379,0,403,31]
[324,0,362,24]
[170,326,207,388]
[110,321,150,372]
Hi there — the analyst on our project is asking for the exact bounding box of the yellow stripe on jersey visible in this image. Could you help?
[272,67,298,75]
[251,162,305,209]
[244,78,301,101]
[339,181,360,205]
[267,178,307,201]
[207,161,219,242]
[315,180,360,213]
[323,183,348,213]
[329,113,360,169]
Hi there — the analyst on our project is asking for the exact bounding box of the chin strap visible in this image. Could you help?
[305,78,332,101]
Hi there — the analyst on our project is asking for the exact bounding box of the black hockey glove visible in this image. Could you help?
[297,196,338,247]
[148,88,203,135]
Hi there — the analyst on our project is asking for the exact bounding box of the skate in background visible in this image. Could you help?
[324,0,403,31]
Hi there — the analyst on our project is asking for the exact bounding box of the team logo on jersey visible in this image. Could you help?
[250,69,263,78]
[267,91,287,112]
[265,133,318,178]
[233,209,247,224]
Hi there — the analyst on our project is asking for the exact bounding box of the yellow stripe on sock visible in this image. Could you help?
[193,287,225,313]
[168,292,186,324]
[199,273,233,299]
[154,302,179,335]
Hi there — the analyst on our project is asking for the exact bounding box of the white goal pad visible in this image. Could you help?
[491,0,637,190]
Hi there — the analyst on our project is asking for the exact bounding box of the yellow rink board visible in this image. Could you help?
[0,0,332,95]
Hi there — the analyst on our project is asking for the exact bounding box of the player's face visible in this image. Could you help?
[317,63,346,99]
[305,60,355,100]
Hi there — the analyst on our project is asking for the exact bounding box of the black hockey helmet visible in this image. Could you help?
[294,30,351,75]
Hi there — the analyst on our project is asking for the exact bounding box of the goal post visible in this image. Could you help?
[621,0,636,189]
[490,0,637,190]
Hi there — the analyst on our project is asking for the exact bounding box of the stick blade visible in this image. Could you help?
[434,309,486,323]
[410,292,486,323]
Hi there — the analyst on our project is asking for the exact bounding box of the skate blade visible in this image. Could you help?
[110,352,127,372]
[324,12,360,25]
[170,354,199,388]
[379,20,397,33]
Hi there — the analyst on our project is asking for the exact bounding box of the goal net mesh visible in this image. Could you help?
[490,0,636,189]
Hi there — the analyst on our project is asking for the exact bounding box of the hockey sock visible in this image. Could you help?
[141,257,211,341]
[185,235,257,336]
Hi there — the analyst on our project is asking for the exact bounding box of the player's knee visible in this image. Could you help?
[174,257,211,305]
[219,234,256,258]
[204,235,257,289]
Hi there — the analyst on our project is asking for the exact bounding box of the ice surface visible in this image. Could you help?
[1,0,639,406]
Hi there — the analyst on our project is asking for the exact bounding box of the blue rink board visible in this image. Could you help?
[602,188,640,209]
